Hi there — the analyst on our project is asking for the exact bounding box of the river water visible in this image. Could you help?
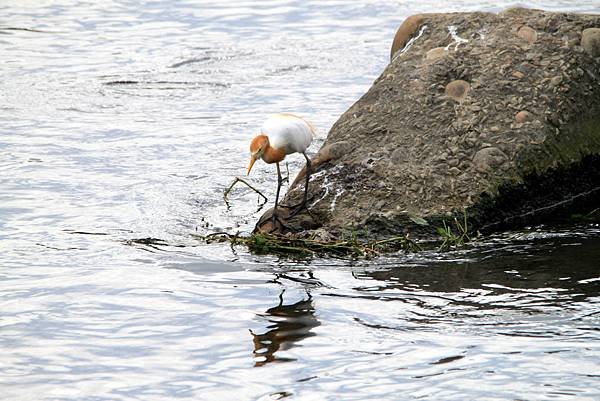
[1,1,600,400]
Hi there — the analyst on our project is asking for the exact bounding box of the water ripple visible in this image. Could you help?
[1,0,600,400]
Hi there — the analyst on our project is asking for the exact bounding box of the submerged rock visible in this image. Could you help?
[256,8,600,239]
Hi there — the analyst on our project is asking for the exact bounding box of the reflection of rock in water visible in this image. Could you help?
[250,291,320,367]
[356,236,600,296]
[351,235,600,322]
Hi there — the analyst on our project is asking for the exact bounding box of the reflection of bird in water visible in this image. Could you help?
[247,113,315,229]
[250,290,320,367]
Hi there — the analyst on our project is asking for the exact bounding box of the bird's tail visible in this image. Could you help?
[304,118,317,137]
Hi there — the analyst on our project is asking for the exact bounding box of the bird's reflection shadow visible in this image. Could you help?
[250,289,320,367]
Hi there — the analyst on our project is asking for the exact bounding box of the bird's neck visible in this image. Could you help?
[262,144,286,164]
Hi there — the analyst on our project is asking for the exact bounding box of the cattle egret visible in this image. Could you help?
[247,113,315,227]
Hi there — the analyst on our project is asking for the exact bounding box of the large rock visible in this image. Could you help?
[256,8,600,239]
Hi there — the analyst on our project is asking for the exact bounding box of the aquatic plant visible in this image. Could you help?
[437,212,471,251]
[197,232,422,258]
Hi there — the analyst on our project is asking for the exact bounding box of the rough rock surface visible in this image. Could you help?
[256,8,600,239]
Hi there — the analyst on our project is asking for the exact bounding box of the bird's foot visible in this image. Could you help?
[269,211,298,233]
[286,201,314,219]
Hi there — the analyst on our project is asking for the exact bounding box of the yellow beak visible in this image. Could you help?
[247,155,258,175]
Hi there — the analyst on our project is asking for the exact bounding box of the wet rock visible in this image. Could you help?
[255,207,319,234]
[256,9,600,239]
[581,28,600,57]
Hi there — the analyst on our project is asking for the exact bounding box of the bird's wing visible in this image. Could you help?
[262,114,314,154]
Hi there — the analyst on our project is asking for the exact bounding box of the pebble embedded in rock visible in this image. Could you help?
[473,147,508,172]
[390,14,425,60]
[311,140,352,168]
[517,26,538,44]
[445,80,471,102]
[448,167,461,176]
[581,28,600,57]
[391,148,408,164]
[426,47,447,60]
[549,75,563,88]
[515,110,532,123]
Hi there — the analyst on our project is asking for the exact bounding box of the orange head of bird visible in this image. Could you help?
[247,135,268,175]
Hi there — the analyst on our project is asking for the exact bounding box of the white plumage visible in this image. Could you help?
[261,113,314,155]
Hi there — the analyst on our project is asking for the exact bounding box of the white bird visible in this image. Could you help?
[247,113,315,227]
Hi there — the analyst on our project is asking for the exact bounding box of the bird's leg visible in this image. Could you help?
[282,162,290,184]
[287,153,312,218]
[271,162,283,227]
[301,152,312,206]
[267,163,303,232]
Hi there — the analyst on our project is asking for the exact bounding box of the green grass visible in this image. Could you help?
[436,212,471,251]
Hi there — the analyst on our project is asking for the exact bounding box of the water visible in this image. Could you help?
[1,1,600,400]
